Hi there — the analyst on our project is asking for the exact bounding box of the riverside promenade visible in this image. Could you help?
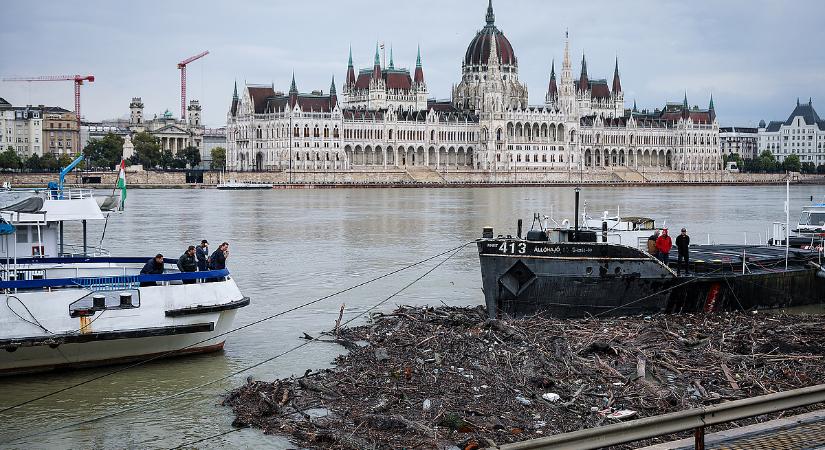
[0,168,820,188]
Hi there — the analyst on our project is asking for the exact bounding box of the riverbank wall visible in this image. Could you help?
[0,169,821,188]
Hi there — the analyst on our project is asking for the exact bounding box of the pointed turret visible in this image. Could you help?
[230,81,240,116]
[612,57,622,93]
[682,92,690,119]
[547,59,558,98]
[414,44,425,85]
[372,42,382,80]
[346,46,356,87]
[289,72,298,107]
[632,99,638,113]
[708,94,715,120]
[232,80,239,100]
[683,92,688,109]
[330,75,337,109]
[578,54,589,92]
[388,46,394,69]
[485,0,495,26]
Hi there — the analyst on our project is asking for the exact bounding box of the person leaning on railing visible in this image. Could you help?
[140,254,164,287]
[177,246,198,284]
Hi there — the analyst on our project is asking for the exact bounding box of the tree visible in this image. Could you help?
[57,153,75,169]
[801,162,816,174]
[159,150,175,170]
[0,148,21,171]
[782,154,801,173]
[40,153,59,172]
[179,146,201,168]
[132,132,161,168]
[24,154,42,172]
[210,147,226,170]
[83,133,124,169]
[755,150,778,173]
[723,153,744,172]
[817,164,825,175]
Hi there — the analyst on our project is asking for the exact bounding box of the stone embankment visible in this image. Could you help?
[0,168,819,188]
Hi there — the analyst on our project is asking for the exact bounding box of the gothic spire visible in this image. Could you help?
[547,59,558,98]
[330,75,337,109]
[372,42,382,80]
[346,46,356,87]
[683,92,688,109]
[578,53,589,91]
[330,75,336,96]
[232,80,238,100]
[289,72,298,96]
[388,46,394,69]
[414,44,425,85]
[612,57,622,93]
[708,94,714,111]
[632,99,638,112]
[485,0,495,26]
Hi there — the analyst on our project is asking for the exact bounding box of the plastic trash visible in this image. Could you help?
[423,399,432,411]
[541,393,560,402]
[515,395,532,406]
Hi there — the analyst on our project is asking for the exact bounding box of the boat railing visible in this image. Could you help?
[47,188,95,200]
[59,244,111,258]
[0,257,231,291]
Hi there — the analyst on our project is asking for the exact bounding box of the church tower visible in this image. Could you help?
[129,97,144,130]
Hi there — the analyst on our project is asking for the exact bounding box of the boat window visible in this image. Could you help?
[809,212,825,226]
[799,212,810,225]
[17,225,29,243]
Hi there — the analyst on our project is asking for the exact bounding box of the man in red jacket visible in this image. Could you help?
[655,228,673,265]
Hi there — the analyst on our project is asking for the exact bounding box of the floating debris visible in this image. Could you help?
[224,306,825,449]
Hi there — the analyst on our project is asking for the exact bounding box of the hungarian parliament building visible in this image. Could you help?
[226,1,721,173]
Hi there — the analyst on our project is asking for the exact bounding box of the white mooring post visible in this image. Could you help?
[785,178,790,270]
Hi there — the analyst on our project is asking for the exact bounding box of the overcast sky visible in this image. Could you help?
[2,0,824,128]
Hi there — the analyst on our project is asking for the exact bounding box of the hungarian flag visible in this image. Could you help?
[117,159,127,209]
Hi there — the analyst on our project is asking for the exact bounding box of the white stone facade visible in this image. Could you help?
[758,99,825,165]
[226,1,722,173]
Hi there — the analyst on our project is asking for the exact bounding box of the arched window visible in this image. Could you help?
[304,126,310,138]
[293,126,299,137]
[314,126,320,138]
[333,126,339,138]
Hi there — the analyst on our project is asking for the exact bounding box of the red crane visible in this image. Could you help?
[177,51,209,120]
[1,74,95,128]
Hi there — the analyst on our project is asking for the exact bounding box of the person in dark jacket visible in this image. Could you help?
[675,228,691,275]
[209,242,229,270]
[177,246,198,284]
[196,240,209,271]
[140,254,164,286]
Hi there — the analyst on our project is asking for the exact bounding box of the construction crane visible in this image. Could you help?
[177,50,209,120]
[1,74,95,128]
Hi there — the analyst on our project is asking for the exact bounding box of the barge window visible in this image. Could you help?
[807,212,825,226]
[17,225,29,243]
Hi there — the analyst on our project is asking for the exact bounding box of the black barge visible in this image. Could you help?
[478,236,825,318]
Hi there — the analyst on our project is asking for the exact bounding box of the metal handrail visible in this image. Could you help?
[495,384,825,450]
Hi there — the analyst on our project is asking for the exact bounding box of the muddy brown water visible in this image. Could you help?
[1,185,824,449]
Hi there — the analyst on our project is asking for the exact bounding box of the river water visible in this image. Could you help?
[2,185,824,449]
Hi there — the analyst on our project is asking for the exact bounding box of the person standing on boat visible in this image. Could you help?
[675,228,690,275]
[196,240,209,271]
[655,229,673,266]
[140,254,165,287]
[177,246,198,284]
[209,242,229,270]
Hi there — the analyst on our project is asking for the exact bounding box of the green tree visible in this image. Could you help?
[0,148,21,171]
[755,150,778,173]
[40,153,59,172]
[57,153,75,169]
[132,132,161,168]
[801,162,816,174]
[159,150,175,170]
[210,147,226,170]
[723,152,744,172]
[24,154,42,172]
[817,164,825,175]
[179,146,201,168]
[83,133,124,169]
[783,154,801,172]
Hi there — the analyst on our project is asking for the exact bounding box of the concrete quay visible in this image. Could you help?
[0,168,820,188]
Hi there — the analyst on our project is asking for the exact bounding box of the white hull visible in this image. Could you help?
[1,279,246,375]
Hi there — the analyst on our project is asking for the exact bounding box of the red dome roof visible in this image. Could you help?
[464,26,517,68]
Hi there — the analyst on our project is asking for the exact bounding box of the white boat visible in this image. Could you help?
[0,163,249,375]
[216,172,272,190]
